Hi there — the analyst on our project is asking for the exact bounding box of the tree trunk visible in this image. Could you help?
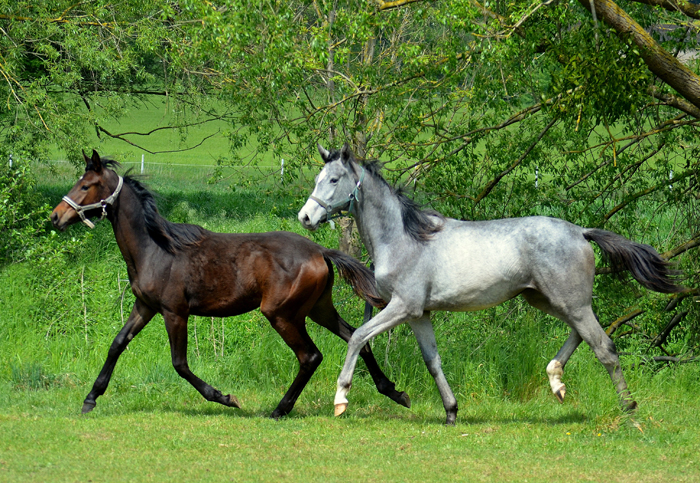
[578,0,700,113]
[337,217,362,258]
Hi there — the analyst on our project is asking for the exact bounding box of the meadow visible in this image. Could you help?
[1,102,698,482]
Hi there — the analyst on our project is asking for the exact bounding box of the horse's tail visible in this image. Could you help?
[583,228,683,293]
[322,249,387,308]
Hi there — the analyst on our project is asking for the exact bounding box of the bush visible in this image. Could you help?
[0,162,52,263]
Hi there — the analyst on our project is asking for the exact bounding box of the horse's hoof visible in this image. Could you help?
[81,401,96,414]
[555,385,566,404]
[398,392,411,409]
[334,403,348,417]
[225,394,241,408]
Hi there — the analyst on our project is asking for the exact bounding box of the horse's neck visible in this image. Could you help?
[353,172,408,264]
[110,185,162,278]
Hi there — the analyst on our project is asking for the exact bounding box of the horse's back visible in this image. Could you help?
[172,231,329,316]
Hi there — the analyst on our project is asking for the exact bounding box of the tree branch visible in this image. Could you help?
[651,310,690,348]
[96,125,220,155]
[578,0,700,111]
[376,0,428,11]
[648,86,700,119]
[473,117,558,204]
[596,168,695,226]
[607,308,645,335]
[661,234,700,260]
[630,0,700,19]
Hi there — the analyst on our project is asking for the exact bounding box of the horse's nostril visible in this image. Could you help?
[50,212,58,225]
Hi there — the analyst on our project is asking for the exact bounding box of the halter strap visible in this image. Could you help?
[62,176,123,229]
[310,167,365,221]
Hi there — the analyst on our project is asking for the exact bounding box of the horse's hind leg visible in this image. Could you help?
[163,310,240,409]
[523,288,584,404]
[409,314,458,425]
[82,299,155,413]
[569,307,637,411]
[265,314,323,419]
[308,294,411,409]
[547,330,582,403]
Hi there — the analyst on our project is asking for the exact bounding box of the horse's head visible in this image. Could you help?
[298,143,364,231]
[50,150,123,231]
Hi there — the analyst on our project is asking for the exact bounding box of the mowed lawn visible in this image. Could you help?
[1,371,699,483]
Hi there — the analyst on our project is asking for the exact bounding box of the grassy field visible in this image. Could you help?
[1,126,698,481]
[2,372,699,483]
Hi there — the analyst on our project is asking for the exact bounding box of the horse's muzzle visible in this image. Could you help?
[298,212,319,231]
[50,204,70,231]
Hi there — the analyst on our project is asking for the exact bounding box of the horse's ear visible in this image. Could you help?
[85,149,103,172]
[82,149,92,171]
[340,143,352,165]
[318,143,330,162]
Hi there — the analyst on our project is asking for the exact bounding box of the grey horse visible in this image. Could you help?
[298,143,683,425]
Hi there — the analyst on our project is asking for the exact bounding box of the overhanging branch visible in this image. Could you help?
[631,0,700,19]
[578,0,700,112]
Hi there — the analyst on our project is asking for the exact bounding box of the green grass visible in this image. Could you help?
[1,367,699,482]
[1,151,698,482]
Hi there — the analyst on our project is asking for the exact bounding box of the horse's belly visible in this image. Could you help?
[426,280,523,311]
[426,259,529,312]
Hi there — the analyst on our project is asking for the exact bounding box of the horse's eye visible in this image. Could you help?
[81,185,89,191]
[330,178,339,184]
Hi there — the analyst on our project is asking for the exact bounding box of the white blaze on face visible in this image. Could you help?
[298,165,330,230]
[313,167,329,197]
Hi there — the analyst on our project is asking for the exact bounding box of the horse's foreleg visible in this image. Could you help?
[308,300,411,409]
[163,311,240,409]
[409,314,458,425]
[546,330,583,403]
[335,301,412,417]
[82,299,155,414]
[267,316,323,419]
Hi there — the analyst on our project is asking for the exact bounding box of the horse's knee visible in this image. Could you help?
[300,351,323,371]
[172,360,190,378]
[594,337,620,367]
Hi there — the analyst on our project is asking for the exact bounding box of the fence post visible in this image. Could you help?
[535,166,539,189]
[141,154,144,174]
[9,154,12,168]
[280,158,284,183]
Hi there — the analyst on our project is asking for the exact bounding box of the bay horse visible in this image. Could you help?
[51,150,410,417]
[298,143,683,425]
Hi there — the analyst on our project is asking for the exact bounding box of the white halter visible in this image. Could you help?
[62,176,123,229]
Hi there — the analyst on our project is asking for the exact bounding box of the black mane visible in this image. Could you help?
[336,151,444,242]
[121,174,206,254]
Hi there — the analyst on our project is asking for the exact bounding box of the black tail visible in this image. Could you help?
[583,228,683,293]
[322,249,387,308]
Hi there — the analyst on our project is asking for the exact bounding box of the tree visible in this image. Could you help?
[0,0,236,165]
[201,0,699,357]
[1,0,697,357]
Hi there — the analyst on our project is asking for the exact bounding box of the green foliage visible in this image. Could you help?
[0,161,52,263]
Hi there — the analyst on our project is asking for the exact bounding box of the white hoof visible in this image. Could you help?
[334,403,348,417]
